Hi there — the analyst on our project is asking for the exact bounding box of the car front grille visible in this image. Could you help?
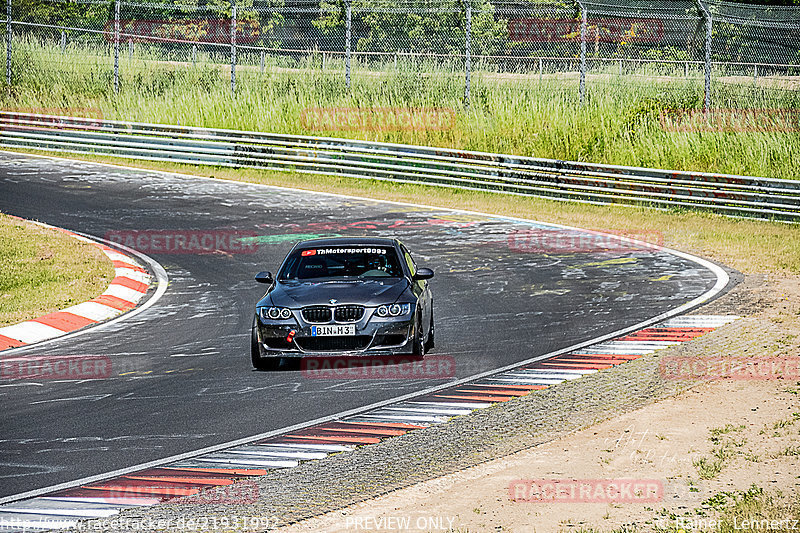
[302,306,332,323]
[296,336,372,352]
[334,305,364,322]
[302,305,365,323]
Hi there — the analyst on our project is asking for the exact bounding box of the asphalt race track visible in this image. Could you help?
[0,152,726,499]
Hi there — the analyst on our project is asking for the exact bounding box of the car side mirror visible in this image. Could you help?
[255,271,273,284]
[413,268,434,280]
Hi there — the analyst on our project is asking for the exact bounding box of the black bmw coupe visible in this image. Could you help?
[251,237,434,370]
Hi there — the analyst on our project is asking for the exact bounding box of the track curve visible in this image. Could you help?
[0,152,730,498]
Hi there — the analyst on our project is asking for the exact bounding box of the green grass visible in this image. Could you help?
[0,213,115,326]
[693,424,748,480]
[3,34,800,180]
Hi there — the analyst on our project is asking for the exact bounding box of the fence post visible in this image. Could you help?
[465,4,471,108]
[230,3,237,94]
[753,63,757,86]
[5,0,10,85]
[260,49,265,73]
[128,38,132,61]
[345,0,351,89]
[192,44,197,66]
[61,30,66,53]
[695,0,712,111]
[578,0,586,105]
[113,0,119,93]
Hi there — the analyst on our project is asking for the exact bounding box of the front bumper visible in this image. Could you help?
[254,312,414,357]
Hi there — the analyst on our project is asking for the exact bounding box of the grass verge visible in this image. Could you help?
[0,213,115,326]
[3,35,800,179]
[3,148,799,276]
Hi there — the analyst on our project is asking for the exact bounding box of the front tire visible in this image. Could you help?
[412,312,425,356]
[424,308,435,352]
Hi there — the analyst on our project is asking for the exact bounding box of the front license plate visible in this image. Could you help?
[311,324,356,336]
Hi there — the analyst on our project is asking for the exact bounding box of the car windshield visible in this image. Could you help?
[279,246,404,280]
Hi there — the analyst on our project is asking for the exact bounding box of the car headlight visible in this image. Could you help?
[260,307,293,320]
[376,303,411,317]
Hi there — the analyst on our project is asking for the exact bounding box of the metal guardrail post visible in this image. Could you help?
[231,4,237,94]
[578,0,587,106]
[345,0,351,89]
[696,0,712,112]
[465,5,471,109]
[113,0,119,93]
[5,0,10,86]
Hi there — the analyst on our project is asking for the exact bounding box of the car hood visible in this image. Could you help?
[263,278,410,308]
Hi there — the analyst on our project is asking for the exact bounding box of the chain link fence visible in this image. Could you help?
[2,0,799,108]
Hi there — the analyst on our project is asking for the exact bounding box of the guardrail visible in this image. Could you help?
[1,112,798,222]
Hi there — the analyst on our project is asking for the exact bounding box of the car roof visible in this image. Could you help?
[294,237,399,248]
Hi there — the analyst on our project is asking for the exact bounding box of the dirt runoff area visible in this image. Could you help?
[277,274,800,533]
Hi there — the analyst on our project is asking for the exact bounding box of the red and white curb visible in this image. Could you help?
[0,218,152,352]
[0,314,739,531]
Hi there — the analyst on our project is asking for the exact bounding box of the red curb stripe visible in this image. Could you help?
[283,434,382,445]
[548,357,630,364]
[336,421,426,430]
[111,276,149,293]
[163,467,268,476]
[314,425,407,437]
[577,353,642,360]
[470,384,548,391]
[82,485,200,497]
[537,362,614,370]
[434,394,514,402]
[135,468,239,480]
[454,388,531,396]
[50,488,169,502]
[112,260,146,273]
[619,332,706,341]
[124,475,233,486]
[0,335,25,350]
[31,311,97,332]
[645,327,715,334]
[91,294,136,311]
